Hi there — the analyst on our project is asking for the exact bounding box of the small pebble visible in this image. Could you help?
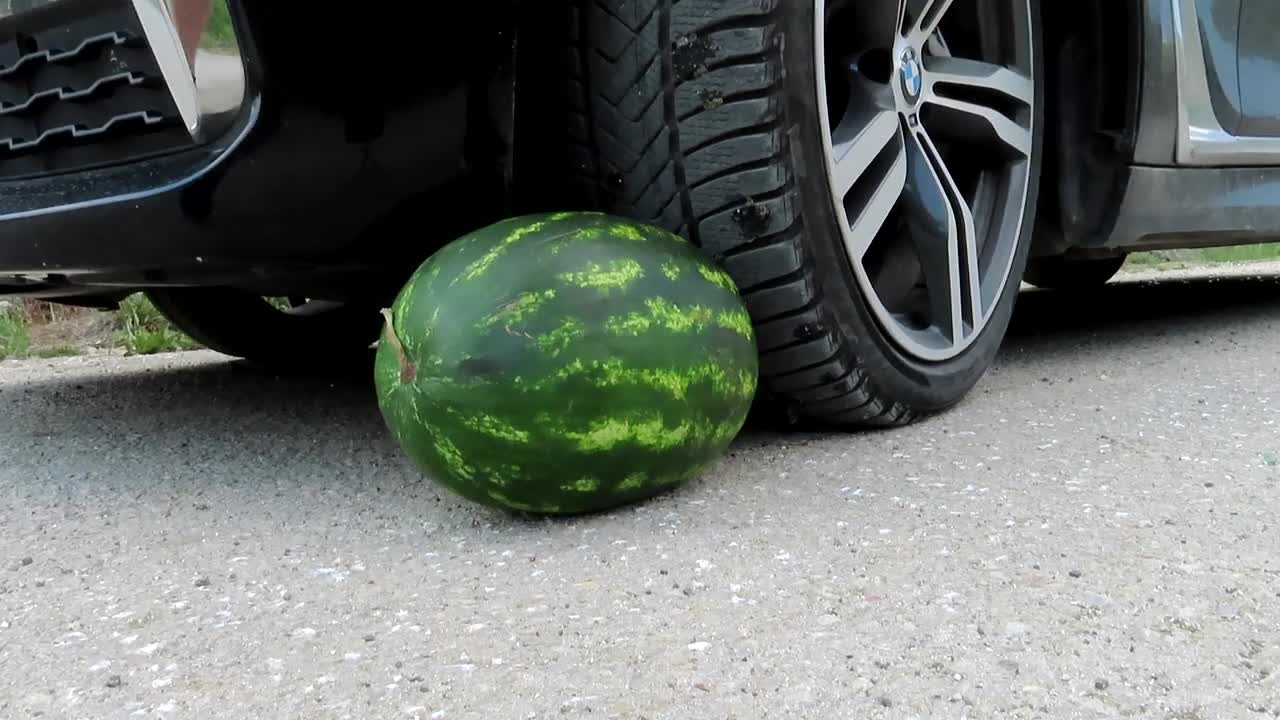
[105,675,122,689]
[1068,570,1083,578]
[1094,678,1109,691]
[1083,589,1110,604]
[878,696,893,708]
[19,557,32,566]
[194,577,210,588]
[363,634,376,642]
[1005,622,1032,636]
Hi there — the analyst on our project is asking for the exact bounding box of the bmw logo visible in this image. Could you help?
[899,48,923,103]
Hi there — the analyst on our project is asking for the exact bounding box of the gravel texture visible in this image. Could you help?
[2,269,1280,719]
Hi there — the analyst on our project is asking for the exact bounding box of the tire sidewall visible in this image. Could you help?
[780,0,1045,411]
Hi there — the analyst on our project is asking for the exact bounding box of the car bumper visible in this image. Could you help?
[0,0,512,299]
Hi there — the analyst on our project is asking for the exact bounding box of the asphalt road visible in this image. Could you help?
[3,267,1280,719]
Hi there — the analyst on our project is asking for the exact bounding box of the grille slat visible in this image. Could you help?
[0,0,193,180]
[0,108,164,151]
[0,29,131,78]
[0,70,146,116]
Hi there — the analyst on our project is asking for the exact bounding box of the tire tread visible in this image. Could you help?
[563,0,919,427]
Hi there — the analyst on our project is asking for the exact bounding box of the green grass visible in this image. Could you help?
[0,295,196,361]
[201,2,237,51]
[0,305,28,360]
[30,345,82,358]
[113,294,199,356]
[1123,251,1186,270]
[1126,243,1280,271]
[1190,244,1280,263]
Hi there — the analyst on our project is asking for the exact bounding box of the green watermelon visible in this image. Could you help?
[374,212,758,515]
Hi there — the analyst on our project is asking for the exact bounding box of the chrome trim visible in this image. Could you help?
[131,0,199,133]
[130,0,245,140]
[1172,0,1280,165]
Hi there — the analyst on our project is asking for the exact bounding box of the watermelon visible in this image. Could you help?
[374,212,758,515]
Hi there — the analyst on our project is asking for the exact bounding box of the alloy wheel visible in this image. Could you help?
[816,0,1036,361]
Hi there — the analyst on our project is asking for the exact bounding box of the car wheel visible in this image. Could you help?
[146,288,380,369]
[557,0,1043,426]
[1023,253,1127,290]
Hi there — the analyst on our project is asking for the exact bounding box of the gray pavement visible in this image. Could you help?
[2,267,1280,719]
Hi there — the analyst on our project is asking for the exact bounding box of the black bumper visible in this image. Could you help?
[0,0,515,299]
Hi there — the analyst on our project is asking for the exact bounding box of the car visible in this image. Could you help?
[0,0,1276,428]
[0,0,519,366]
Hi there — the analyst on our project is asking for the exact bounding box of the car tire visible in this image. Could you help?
[146,288,380,370]
[554,0,1044,426]
[1023,253,1127,290]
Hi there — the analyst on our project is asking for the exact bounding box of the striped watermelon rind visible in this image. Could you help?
[374,212,758,515]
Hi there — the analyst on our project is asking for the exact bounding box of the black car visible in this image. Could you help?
[1,0,1277,428]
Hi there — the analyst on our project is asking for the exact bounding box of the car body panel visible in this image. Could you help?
[1103,165,1280,250]
[1166,0,1280,165]
[1093,0,1280,249]
[1133,0,1181,166]
[1237,0,1280,136]
[1196,0,1242,136]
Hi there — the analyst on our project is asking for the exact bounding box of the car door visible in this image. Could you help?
[1237,0,1280,136]
[1193,0,1245,135]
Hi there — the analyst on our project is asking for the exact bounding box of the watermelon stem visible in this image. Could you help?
[379,308,417,384]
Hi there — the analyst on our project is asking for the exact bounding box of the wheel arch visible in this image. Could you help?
[1031,0,1145,259]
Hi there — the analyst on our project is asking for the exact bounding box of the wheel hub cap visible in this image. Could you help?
[898,47,923,105]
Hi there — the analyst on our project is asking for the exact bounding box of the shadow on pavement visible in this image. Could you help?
[5,270,1279,439]
[1008,272,1280,342]
[1,357,396,455]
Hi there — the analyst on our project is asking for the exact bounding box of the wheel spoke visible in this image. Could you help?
[903,0,957,43]
[922,57,1033,157]
[923,96,1032,158]
[926,56,1034,106]
[901,127,981,345]
[925,31,951,57]
[844,131,908,261]
[830,108,899,198]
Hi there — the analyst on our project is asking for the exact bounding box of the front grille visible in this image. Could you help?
[0,0,192,180]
